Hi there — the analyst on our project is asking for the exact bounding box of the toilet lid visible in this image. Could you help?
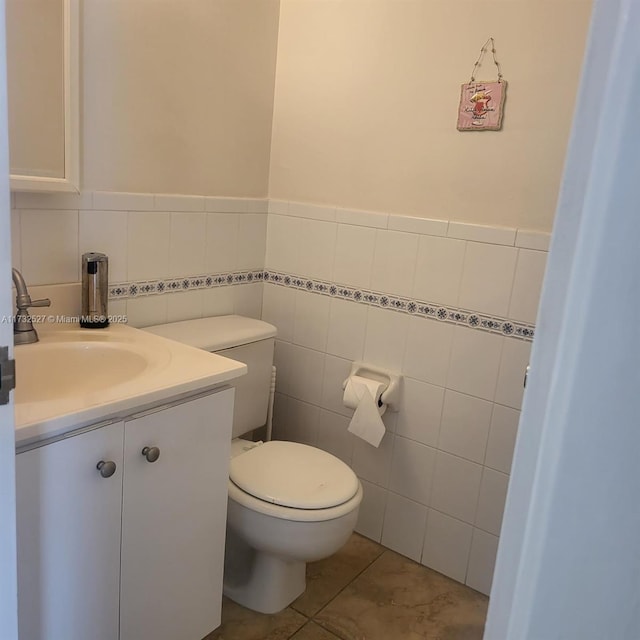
[229,441,360,509]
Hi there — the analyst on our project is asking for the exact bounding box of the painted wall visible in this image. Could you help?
[269,0,592,231]
[82,0,280,196]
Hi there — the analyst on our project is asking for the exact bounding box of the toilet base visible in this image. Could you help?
[224,551,306,614]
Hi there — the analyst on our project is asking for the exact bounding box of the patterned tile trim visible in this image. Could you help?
[265,270,535,341]
[109,268,535,341]
[108,269,264,300]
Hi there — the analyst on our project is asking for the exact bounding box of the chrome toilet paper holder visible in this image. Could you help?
[342,362,402,411]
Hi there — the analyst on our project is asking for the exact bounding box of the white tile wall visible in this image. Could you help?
[262,284,296,342]
[20,210,79,285]
[413,235,466,307]
[336,207,388,229]
[79,211,128,282]
[233,283,264,320]
[287,344,325,405]
[422,510,473,583]
[430,451,483,524]
[371,230,418,297]
[11,192,548,596]
[316,409,355,465]
[320,354,353,417]
[389,436,436,506]
[402,316,454,387]
[237,214,268,271]
[458,242,518,316]
[438,391,493,464]
[515,229,551,251]
[169,213,207,277]
[325,298,368,361]
[509,249,548,324]
[265,199,548,596]
[332,224,376,288]
[202,286,235,319]
[495,338,532,409]
[296,219,337,280]
[485,405,520,474]
[363,306,409,371]
[127,212,171,281]
[205,214,239,273]
[292,290,331,351]
[285,398,321,446]
[126,295,168,327]
[475,467,510,536]
[395,378,444,448]
[351,431,395,487]
[92,191,154,211]
[447,327,504,401]
[166,290,204,323]
[355,480,388,541]
[206,197,252,213]
[466,529,500,595]
[154,194,205,212]
[265,214,301,273]
[448,222,517,246]
[11,191,268,329]
[388,214,448,237]
[381,493,428,562]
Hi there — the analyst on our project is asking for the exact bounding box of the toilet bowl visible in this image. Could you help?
[225,439,362,613]
[144,316,362,614]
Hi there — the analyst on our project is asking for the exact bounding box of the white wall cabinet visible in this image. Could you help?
[16,387,234,640]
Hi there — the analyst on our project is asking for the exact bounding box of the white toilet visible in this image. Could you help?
[145,315,363,614]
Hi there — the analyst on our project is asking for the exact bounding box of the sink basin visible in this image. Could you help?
[13,322,247,447]
[15,342,153,403]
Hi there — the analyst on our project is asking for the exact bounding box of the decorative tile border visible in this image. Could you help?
[265,270,535,341]
[108,268,535,341]
[108,269,265,300]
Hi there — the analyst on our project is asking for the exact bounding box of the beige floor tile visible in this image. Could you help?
[314,550,488,640]
[291,621,342,639]
[204,597,307,640]
[292,533,386,617]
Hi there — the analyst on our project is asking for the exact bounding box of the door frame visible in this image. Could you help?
[0,0,19,636]
[486,0,640,636]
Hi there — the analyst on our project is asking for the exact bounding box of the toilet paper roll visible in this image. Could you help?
[343,375,387,448]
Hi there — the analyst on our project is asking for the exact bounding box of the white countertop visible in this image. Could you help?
[13,322,247,446]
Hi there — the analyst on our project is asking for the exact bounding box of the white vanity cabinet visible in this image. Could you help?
[16,420,125,640]
[16,387,234,640]
[119,390,233,640]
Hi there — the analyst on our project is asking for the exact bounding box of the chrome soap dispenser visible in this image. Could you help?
[80,252,109,328]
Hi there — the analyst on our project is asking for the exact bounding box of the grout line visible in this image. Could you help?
[309,540,387,625]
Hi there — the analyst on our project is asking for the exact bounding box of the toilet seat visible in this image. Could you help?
[228,476,363,523]
[230,441,360,510]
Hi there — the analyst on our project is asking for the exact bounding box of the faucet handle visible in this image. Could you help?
[28,298,51,308]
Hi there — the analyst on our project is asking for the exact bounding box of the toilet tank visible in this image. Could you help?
[144,315,277,438]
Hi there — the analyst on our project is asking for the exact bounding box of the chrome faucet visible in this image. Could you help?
[12,268,51,345]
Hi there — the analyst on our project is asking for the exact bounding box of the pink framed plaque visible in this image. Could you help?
[457,80,507,131]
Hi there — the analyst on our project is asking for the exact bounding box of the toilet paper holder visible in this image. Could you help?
[342,362,401,411]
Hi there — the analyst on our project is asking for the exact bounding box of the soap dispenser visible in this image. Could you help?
[80,252,109,328]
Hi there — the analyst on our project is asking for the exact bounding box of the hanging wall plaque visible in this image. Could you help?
[457,38,507,131]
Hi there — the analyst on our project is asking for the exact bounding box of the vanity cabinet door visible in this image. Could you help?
[16,421,125,640]
[119,388,234,640]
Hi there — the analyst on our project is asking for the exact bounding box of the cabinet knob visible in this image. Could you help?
[141,446,160,463]
[96,460,117,478]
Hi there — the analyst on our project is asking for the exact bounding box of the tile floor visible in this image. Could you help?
[206,533,488,640]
